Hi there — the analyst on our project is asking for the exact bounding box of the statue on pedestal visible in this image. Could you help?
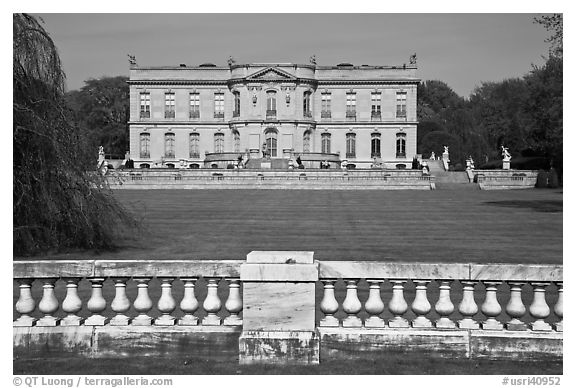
[501,146,511,162]
[430,151,436,160]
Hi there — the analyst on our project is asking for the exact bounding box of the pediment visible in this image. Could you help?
[246,67,297,81]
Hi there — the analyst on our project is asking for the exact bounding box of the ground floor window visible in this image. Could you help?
[165,133,175,158]
[140,133,150,158]
[371,133,381,158]
[303,130,311,153]
[265,129,278,157]
[396,133,406,157]
[214,133,224,153]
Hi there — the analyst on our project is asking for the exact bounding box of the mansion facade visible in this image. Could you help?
[128,58,419,169]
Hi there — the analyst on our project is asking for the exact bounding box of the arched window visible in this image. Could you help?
[164,133,175,158]
[266,91,277,118]
[189,133,200,158]
[140,133,150,158]
[321,133,331,154]
[214,133,224,153]
[303,130,311,153]
[371,133,381,158]
[232,130,240,153]
[396,133,406,157]
[189,163,200,169]
[265,128,278,157]
[139,163,150,169]
[346,133,356,158]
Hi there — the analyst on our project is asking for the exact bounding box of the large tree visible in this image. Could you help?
[66,76,130,158]
[13,14,137,255]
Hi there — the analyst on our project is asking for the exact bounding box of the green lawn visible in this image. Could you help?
[27,188,562,264]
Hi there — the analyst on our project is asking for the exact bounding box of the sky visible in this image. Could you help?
[34,13,554,98]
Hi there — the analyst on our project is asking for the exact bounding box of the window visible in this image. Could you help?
[189,133,200,158]
[233,91,240,117]
[346,92,356,117]
[303,130,311,153]
[321,133,331,154]
[140,93,150,118]
[214,92,224,118]
[321,92,331,118]
[265,128,278,157]
[371,133,381,158]
[266,91,277,118]
[214,132,224,153]
[165,133,175,158]
[371,92,381,119]
[396,133,406,157]
[233,130,240,153]
[165,93,175,118]
[190,93,200,119]
[346,133,356,158]
[303,91,312,117]
[139,133,150,158]
[396,92,407,118]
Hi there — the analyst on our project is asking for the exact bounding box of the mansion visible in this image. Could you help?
[128,58,419,169]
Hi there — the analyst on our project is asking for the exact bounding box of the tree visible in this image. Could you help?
[66,76,130,158]
[534,14,563,58]
[13,14,138,255]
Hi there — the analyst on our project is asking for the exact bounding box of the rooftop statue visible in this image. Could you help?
[127,54,137,66]
[309,55,316,65]
[410,53,417,65]
[227,56,236,66]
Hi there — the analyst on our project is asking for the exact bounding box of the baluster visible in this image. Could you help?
[110,278,131,325]
[388,280,409,328]
[435,280,455,328]
[458,281,479,329]
[319,280,340,327]
[132,278,153,326]
[155,278,177,325]
[505,282,527,331]
[554,282,562,332]
[37,278,60,327]
[61,278,83,326]
[224,279,243,325]
[364,280,385,328]
[342,279,362,327]
[178,278,199,325]
[85,278,108,326]
[480,281,503,330]
[529,282,551,331]
[202,278,222,325]
[411,280,432,328]
[14,279,36,327]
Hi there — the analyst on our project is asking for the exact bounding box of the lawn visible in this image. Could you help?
[25,188,563,264]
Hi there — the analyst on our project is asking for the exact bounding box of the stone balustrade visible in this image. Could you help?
[13,256,563,364]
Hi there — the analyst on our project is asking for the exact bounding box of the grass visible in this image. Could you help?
[13,356,563,375]
[19,188,563,264]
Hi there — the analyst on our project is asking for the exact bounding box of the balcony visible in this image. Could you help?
[190,111,200,119]
[214,112,225,120]
[371,111,382,121]
[321,111,331,119]
[140,111,150,119]
[266,110,277,119]
[233,111,240,118]
[303,111,312,118]
[189,153,200,159]
[396,109,407,119]
[396,152,406,158]
[165,110,175,119]
[140,152,150,159]
[346,110,356,121]
[165,152,175,159]
[371,152,381,159]
[346,152,356,159]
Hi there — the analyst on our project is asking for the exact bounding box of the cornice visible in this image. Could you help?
[128,79,420,87]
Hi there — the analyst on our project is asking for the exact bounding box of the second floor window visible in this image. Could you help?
[371,92,381,116]
[165,93,175,118]
[371,133,381,158]
[189,133,200,158]
[190,93,200,118]
[396,92,407,118]
[233,91,240,117]
[139,133,150,158]
[214,132,224,153]
[214,93,224,118]
[321,93,331,118]
[303,91,312,117]
[346,92,356,116]
[321,133,331,154]
[140,93,150,118]
[346,133,356,158]
[165,133,175,158]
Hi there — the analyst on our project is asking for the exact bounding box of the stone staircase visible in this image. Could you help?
[426,160,479,190]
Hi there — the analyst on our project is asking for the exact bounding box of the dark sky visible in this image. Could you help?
[36,13,552,97]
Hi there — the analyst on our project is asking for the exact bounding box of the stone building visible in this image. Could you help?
[128,58,419,169]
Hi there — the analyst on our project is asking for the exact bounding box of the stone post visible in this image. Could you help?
[239,251,319,365]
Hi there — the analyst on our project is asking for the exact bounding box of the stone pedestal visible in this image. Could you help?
[503,160,510,170]
[239,251,319,365]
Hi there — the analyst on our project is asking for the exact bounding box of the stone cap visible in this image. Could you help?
[247,251,314,264]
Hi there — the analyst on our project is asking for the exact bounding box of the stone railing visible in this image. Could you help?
[475,170,538,190]
[14,253,562,364]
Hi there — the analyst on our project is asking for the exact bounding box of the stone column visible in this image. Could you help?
[239,251,319,365]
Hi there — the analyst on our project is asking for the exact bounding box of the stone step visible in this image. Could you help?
[435,182,480,190]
